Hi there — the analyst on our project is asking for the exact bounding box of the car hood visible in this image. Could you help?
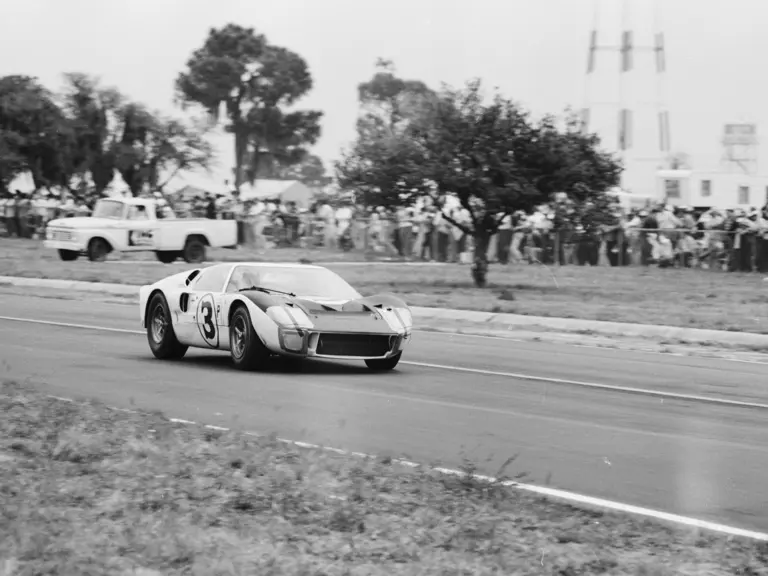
[47,217,116,229]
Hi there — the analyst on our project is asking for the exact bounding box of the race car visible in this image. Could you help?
[138,262,412,371]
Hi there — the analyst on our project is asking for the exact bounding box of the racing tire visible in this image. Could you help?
[183,238,206,264]
[229,305,270,371]
[58,249,79,262]
[155,250,179,264]
[87,238,109,262]
[365,352,402,371]
[147,293,188,360]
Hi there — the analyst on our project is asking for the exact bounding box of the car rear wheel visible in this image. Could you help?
[229,305,270,371]
[87,238,109,262]
[147,293,188,360]
[365,352,402,371]
[58,249,79,261]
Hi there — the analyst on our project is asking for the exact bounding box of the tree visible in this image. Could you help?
[336,60,436,208]
[412,82,622,286]
[175,24,323,187]
[338,77,623,287]
[0,75,73,189]
[114,104,214,195]
[267,153,330,187]
[59,72,125,194]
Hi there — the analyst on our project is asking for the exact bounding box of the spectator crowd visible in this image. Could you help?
[3,186,768,273]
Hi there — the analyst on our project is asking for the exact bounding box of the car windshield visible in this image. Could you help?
[226,265,362,301]
[92,200,125,219]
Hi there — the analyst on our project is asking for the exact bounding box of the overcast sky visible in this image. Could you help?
[2,0,767,193]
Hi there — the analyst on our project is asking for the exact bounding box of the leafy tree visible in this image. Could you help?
[413,82,622,285]
[267,153,330,188]
[115,103,214,195]
[0,75,73,189]
[336,60,436,208]
[59,73,125,194]
[339,77,622,287]
[175,24,323,187]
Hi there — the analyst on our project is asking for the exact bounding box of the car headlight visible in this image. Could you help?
[266,305,313,329]
[395,307,413,328]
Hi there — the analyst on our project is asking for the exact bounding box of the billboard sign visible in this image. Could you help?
[722,124,757,146]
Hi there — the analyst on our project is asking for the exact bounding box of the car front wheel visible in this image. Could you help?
[229,305,270,371]
[365,352,402,371]
[147,293,188,360]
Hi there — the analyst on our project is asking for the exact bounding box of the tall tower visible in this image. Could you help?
[581,0,669,194]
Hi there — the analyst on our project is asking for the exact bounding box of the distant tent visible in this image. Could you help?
[237,179,313,208]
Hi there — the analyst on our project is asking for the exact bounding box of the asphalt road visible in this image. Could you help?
[2,292,768,533]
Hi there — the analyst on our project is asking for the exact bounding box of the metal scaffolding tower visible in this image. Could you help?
[581,0,669,176]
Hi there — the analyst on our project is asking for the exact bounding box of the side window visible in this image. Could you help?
[191,267,230,293]
[127,205,149,220]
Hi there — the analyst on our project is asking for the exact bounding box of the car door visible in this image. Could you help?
[176,266,230,349]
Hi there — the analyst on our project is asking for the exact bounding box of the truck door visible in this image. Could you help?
[121,204,158,251]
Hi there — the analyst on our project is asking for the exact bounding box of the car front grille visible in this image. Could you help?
[316,333,393,357]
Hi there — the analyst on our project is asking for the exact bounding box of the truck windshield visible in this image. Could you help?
[92,200,125,219]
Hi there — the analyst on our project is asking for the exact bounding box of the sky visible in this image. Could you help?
[2,0,767,195]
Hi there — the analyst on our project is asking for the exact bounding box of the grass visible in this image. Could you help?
[3,238,768,333]
[2,380,767,575]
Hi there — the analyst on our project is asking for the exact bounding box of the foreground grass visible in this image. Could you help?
[2,381,766,575]
[2,238,768,333]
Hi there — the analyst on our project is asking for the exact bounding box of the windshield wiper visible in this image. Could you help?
[239,286,296,297]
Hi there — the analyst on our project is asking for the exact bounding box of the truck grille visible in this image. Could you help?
[50,229,72,241]
[316,333,392,357]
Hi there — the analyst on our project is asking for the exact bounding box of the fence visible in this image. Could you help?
[4,204,768,272]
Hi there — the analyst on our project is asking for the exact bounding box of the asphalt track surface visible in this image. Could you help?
[2,293,768,533]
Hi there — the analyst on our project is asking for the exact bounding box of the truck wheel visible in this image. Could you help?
[365,352,402,371]
[58,250,79,262]
[147,293,188,360]
[183,238,206,264]
[156,251,178,264]
[87,238,109,262]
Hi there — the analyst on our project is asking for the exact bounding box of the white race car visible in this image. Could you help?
[138,262,413,371]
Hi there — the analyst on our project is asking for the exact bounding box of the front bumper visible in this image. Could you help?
[277,328,411,360]
[44,239,86,252]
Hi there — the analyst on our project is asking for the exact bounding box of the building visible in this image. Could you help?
[656,169,768,210]
[238,179,313,208]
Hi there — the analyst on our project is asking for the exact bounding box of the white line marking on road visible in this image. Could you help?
[418,329,768,366]
[0,315,142,335]
[3,314,767,410]
[35,392,768,542]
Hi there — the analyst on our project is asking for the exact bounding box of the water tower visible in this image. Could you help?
[580,0,669,194]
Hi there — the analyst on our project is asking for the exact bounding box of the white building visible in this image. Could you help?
[655,169,768,210]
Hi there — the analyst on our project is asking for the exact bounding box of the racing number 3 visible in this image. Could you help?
[201,301,215,340]
[197,294,218,347]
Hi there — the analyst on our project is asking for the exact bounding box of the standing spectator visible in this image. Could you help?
[396,206,413,258]
[205,194,217,219]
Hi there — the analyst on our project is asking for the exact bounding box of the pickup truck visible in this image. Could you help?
[43,197,238,264]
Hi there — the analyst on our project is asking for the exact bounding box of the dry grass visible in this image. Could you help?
[2,380,767,575]
[3,238,768,333]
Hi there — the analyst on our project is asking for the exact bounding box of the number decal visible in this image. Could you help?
[196,293,219,348]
